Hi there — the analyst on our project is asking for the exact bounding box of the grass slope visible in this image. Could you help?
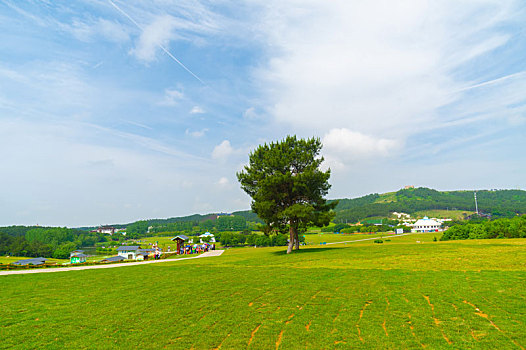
[2,236,525,349]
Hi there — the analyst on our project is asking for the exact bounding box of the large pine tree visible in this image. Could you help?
[237,136,336,253]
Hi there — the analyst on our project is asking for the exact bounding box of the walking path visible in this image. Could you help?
[0,250,225,276]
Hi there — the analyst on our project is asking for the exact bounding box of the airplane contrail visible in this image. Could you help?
[108,0,206,85]
[457,70,526,92]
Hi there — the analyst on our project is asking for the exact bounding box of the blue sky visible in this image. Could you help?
[1,0,525,227]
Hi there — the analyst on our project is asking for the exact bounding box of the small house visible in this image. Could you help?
[101,256,125,263]
[12,257,48,266]
[70,253,88,264]
[137,248,155,260]
[117,245,141,260]
[70,250,84,257]
[199,232,216,243]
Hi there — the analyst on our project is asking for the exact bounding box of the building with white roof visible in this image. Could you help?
[411,217,442,233]
[198,232,216,243]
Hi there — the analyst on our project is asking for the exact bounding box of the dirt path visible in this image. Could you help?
[0,250,225,276]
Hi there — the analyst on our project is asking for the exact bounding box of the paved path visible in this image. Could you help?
[0,250,225,276]
[324,232,418,245]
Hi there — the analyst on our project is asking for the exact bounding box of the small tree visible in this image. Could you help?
[237,136,336,254]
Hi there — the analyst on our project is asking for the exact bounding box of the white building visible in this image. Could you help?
[411,217,442,233]
[116,245,141,260]
[198,232,216,243]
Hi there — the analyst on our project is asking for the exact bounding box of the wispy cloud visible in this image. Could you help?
[185,128,208,137]
[108,0,206,84]
[158,88,184,106]
[253,0,526,159]
[190,106,205,114]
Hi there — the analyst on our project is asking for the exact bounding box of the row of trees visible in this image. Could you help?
[126,215,251,238]
[441,215,526,241]
[0,227,107,258]
[217,232,299,247]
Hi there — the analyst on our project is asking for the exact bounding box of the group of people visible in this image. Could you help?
[181,243,215,255]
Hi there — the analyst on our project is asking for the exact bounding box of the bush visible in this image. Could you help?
[272,234,288,246]
[255,235,271,247]
[373,239,383,244]
[441,215,526,241]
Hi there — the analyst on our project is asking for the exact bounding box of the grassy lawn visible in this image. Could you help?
[304,232,386,244]
[131,235,222,250]
[1,237,525,349]
[0,256,68,264]
[413,209,474,220]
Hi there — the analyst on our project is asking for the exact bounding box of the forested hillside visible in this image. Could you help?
[333,188,526,223]
[0,226,106,258]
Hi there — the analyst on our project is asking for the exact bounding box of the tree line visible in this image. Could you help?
[0,226,108,259]
[125,215,253,238]
[216,231,302,247]
[441,215,526,241]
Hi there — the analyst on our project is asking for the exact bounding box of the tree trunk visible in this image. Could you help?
[287,225,296,254]
[294,231,300,250]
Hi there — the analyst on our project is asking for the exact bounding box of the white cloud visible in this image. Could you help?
[217,177,229,187]
[322,128,400,163]
[190,106,205,114]
[68,18,130,43]
[131,15,179,62]
[212,140,234,160]
[185,128,208,137]
[253,0,522,142]
[243,107,258,119]
[159,88,184,106]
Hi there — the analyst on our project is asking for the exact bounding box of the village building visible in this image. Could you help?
[90,226,117,235]
[198,232,216,243]
[70,250,84,257]
[411,217,442,232]
[70,253,88,264]
[116,245,141,260]
[136,248,156,260]
[101,256,125,263]
[12,257,48,266]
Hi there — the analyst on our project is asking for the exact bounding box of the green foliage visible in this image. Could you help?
[237,136,336,252]
[321,223,349,233]
[340,226,359,234]
[0,226,103,258]
[216,216,247,231]
[373,239,383,243]
[52,242,77,259]
[441,215,526,241]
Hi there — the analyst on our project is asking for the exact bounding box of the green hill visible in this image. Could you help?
[332,187,526,223]
[73,187,526,233]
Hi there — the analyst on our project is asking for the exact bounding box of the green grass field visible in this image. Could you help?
[413,209,474,220]
[304,232,387,244]
[0,256,68,264]
[2,236,525,349]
